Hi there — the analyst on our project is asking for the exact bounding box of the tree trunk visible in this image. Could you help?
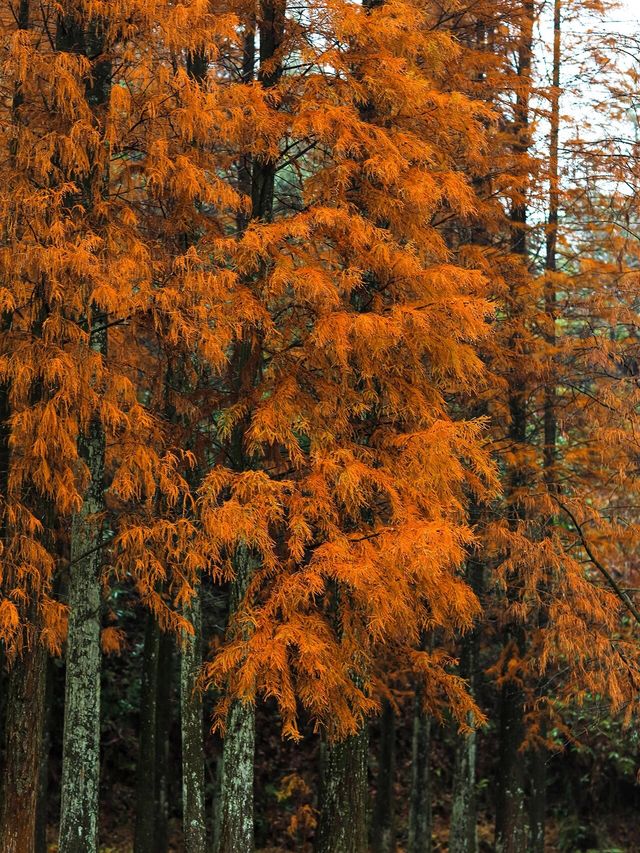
[372,699,396,853]
[57,11,111,852]
[181,588,207,853]
[59,455,105,853]
[155,629,173,853]
[528,745,546,853]
[35,656,53,853]
[450,723,477,853]
[213,1,282,847]
[529,7,561,852]
[408,689,432,853]
[315,727,369,853]
[450,547,483,853]
[134,612,161,853]
[215,697,256,853]
[494,3,534,850]
[0,641,47,853]
[215,549,258,853]
[494,664,528,853]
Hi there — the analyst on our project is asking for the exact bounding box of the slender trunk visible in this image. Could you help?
[215,696,256,853]
[134,612,161,853]
[450,626,479,853]
[495,4,534,851]
[59,430,105,853]
[450,722,477,853]
[408,687,432,853]
[59,315,107,853]
[450,654,480,853]
[215,550,258,853]
[529,7,561,852]
[494,660,527,853]
[214,2,283,845]
[58,13,111,851]
[169,50,209,853]
[181,589,207,852]
[0,4,34,844]
[315,726,369,853]
[35,656,53,853]
[155,630,173,853]
[450,538,483,853]
[0,641,47,853]
[372,699,396,853]
[528,746,546,853]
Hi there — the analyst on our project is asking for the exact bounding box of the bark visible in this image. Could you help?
[213,0,282,842]
[35,656,53,853]
[494,4,534,850]
[0,641,47,853]
[58,14,111,849]
[315,727,369,853]
[134,613,161,853]
[529,7,561,852]
[215,550,257,853]
[450,722,477,853]
[215,697,256,853]
[528,745,546,853]
[155,630,173,853]
[496,392,529,853]
[372,699,396,853]
[408,689,432,853]
[494,663,528,853]
[450,539,483,853]
[181,588,207,853]
[59,437,105,853]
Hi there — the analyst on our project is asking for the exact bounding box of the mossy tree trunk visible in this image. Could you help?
[214,0,282,845]
[181,588,207,852]
[315,727,369,853]
[215,550,258,853]
[59,416,106,853]
[57,12,111,852]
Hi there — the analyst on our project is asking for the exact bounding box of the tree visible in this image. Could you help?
[199,1,495,851]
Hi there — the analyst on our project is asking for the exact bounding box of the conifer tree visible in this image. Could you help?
[3,1,640,849]
[198,0,496,849]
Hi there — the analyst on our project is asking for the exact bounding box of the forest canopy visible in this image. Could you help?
[1,0,640,851]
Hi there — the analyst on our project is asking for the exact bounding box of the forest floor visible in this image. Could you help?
[44,812,640,853]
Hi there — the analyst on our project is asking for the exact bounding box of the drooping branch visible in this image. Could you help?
[554,497,640,627]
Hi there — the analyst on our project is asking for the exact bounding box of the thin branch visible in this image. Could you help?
[554,497,640,627]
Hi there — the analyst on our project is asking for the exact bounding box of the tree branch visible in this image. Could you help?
[554,497,640,627]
